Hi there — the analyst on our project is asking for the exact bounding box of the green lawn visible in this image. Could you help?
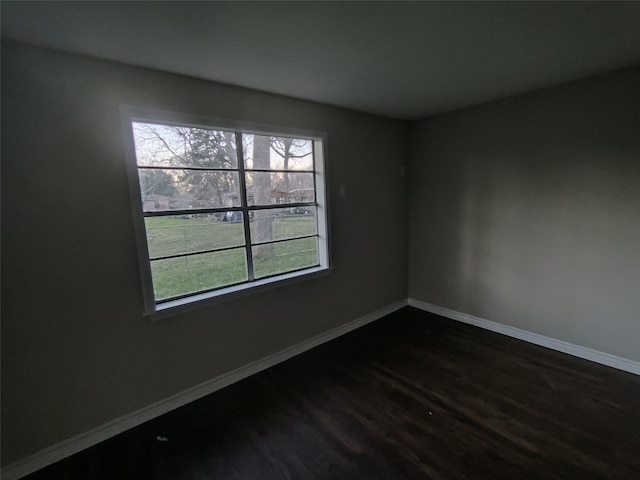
[146,215,318,300]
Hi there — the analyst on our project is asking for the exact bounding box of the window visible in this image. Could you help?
[123,109,329,316]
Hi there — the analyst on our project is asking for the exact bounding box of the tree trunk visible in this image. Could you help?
[252,135,273,256]
[283,137,292,195]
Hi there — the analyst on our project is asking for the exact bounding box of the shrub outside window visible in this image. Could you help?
[123,110,330,317]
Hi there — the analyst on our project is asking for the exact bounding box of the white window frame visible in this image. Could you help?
[121,107,331,319]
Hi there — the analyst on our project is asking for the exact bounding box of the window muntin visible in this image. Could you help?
[127,116,329,314]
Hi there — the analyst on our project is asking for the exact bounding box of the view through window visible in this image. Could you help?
[128,118,328,312]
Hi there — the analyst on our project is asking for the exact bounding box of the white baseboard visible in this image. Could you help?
[408,298,640,376]
[2,299,407,480]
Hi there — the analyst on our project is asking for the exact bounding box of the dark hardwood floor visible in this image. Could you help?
[26,307,640,479]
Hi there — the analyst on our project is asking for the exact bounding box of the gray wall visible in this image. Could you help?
[409,67,640,362]
[1,42,409,465]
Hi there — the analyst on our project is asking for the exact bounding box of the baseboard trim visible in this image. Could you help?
[2,299,407,480]
[408,298,640,376]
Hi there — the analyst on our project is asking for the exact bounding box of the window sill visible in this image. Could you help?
[147,266,333,321]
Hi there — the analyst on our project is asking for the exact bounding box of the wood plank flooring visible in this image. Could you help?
[25,307,640,479]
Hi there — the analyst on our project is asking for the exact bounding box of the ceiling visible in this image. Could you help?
[2,1,640,120]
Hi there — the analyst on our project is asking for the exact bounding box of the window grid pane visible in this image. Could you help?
[242,134,314,171]
[145,213,245,259]
[252,237,319,279]
[139,169,239,213]
[249,206,318,245]
[132,122,238,169]
[151,248,248,301]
